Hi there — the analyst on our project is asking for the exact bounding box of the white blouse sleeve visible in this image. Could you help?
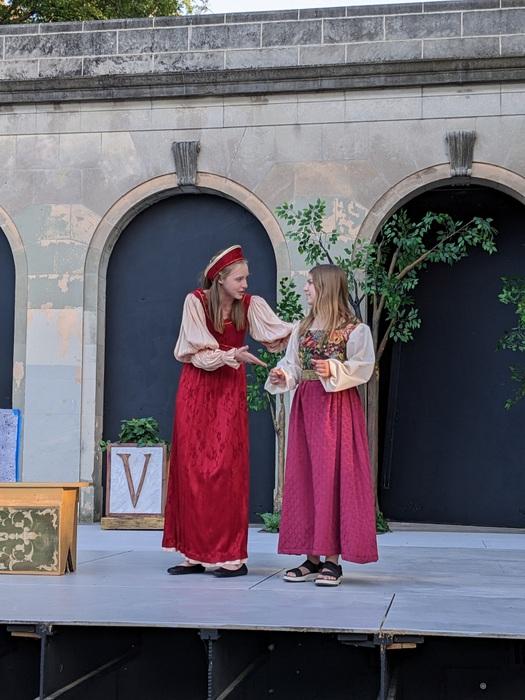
[264,322,302,395]
[248,295,293,351]
[174,294,239,371]
[320,323,375,393]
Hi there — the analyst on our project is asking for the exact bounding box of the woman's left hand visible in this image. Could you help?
[234,346,267,367]
[312,359,331,378]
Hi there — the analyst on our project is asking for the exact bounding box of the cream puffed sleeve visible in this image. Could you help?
[320,323,375,393]
[264,322,302,395]
[174,294,239,371]
[247,295,293,351]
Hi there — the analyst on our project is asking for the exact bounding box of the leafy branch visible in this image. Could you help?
[0,0,207,23]
[278,201,498,364]
[498,276,525,409]
[247,276,303,417]
[247,277,303,512]
[276,199,366,319]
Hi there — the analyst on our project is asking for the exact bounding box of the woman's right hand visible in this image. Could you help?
[269,367,286,386]
[234,345,267,367]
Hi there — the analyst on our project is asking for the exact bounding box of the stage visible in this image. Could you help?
[2,526,525,699]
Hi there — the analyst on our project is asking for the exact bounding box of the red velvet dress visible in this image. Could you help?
[162,290,252,565]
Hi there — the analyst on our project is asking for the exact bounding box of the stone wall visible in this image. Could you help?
[1,0,525,82]
[1,1,525,517]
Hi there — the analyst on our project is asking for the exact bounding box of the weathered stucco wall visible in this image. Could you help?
[2,0,525,518]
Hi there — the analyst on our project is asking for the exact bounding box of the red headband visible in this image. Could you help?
[205,245,245,281]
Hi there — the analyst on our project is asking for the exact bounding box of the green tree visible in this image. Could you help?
[498,276,525,409]
[247,277,303,512]
[277,199,498,498]
[0,0,206,23]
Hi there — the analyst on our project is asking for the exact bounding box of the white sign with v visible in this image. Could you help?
[108,445,164,515]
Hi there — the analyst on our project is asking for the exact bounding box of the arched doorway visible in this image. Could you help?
[379,185,525,527]
[103,193,278,520]
[0,229,15,408]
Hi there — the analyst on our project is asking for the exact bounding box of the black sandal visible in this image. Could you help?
[283,559,322,582]
[315,560,343,587]
[167,563,205,575]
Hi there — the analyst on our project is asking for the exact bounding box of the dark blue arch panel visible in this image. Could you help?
[0,229,15,409]
[104,193,278,520]
[380,186,525,527]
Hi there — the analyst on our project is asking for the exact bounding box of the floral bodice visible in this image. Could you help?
[299,324,358,370]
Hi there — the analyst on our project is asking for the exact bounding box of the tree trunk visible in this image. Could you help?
[273,394,286,512]
[367,362,380,509]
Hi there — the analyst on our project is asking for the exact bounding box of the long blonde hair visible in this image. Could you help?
[299,264,358,336]
[201,253,248,333]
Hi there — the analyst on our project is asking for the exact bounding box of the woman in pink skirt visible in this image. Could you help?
[266,264,378,587]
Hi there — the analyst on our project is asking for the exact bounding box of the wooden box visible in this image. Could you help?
[0,482,89,575]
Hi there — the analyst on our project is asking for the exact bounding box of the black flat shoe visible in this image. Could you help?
[167,563,205,575]
[212,564,248,578]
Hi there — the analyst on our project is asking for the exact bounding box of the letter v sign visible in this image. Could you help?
[117,453,152,508]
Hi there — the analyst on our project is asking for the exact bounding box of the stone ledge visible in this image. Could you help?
[0,2,524,74]
[0,1,519,42]
[1,32,524,80]
[0,56,524,104]
[0,3,428,36]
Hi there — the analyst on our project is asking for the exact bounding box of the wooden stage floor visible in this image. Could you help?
[1,525,525,641]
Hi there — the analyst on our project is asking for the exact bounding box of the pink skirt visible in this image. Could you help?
[278,381,378,564]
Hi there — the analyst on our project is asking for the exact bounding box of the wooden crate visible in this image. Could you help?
[0,482,89,575]
[100,515,164,530]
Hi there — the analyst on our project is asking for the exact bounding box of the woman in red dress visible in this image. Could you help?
[163,245,291,577]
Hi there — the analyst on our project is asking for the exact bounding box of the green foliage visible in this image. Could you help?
[260,510,387,535]
[505,367,525,409]
[497,276,525,409]
[276,275,305,326]
[376,510,391,534]
[100,416,165,452]
[246,348,276,413]
[356,209,496,350]
[247,278,303,511]
[258,511,280,533]
[247,277,303,416]
[276,199,364,318]
[0,0,206,23]
[277,200,498,361]
[276,199,339,268]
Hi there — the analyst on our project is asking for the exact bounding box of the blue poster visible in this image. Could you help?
[0,409,21,482]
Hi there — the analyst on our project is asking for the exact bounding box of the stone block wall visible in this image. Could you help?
[0,1,525,81]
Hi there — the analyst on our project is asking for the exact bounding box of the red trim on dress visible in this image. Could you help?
[192,289,251,350]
